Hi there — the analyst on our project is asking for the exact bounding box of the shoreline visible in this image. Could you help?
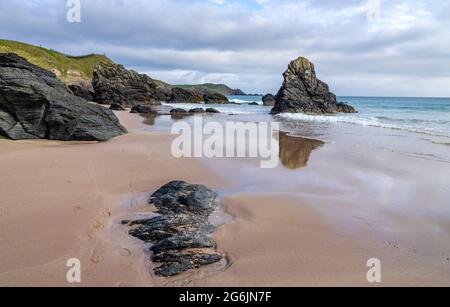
[1,111,450,286]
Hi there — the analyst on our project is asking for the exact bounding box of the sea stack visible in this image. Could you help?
[271,56,356,114]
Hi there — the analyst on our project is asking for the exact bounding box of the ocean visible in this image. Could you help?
[226,95,450,138]
[159,95,450,163]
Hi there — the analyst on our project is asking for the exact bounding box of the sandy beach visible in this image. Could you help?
[1,111,450,287]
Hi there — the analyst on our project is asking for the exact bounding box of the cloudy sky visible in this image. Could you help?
[1,0,449,96]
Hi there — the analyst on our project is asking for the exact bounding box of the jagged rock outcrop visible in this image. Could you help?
[68,80,95,101]
[0,53,126,141]
[124,181,223,277]
[92,62,172,107]
[167,87,204,103]
[203,92,229,104]
[271,57,356,114]
[262,94,275,106]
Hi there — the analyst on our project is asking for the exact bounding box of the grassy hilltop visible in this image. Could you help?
[0,39,112,82]
[0,39,244,95]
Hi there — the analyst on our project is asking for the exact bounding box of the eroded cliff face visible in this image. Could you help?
[271,56,356,115]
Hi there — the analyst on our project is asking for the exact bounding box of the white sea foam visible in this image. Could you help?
[228,98,262,105]
[277,113,450,138]
[161,102,269,115]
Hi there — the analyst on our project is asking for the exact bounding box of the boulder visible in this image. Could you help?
[124,181,223,276]
[271,56,356,114]
[92,62,171,107]
[189,108,205,114]
[130,104,153,114]
[0,53,126,141]
[262,94,275,106]
[110,103,126,111]
[203,92,229,104]
[205,108,220,113]
[170,108,188,115]
[68,80,95,101]
[167,87,203,103]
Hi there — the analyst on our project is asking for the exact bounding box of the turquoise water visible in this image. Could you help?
[230,95,450,138]
[163,96,450,138]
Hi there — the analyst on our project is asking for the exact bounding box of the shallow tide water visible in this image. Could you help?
[141,97,450,273]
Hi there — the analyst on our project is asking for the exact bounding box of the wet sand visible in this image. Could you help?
[0,112,225,286]
[1,111,450,286]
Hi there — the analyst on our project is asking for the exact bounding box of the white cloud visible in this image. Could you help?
[0,0,449,96]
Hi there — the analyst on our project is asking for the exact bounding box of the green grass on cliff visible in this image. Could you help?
[177,83,232,95]
[0,39,112,82]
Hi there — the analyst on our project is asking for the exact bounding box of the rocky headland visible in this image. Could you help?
[0,53,126,141]
[124,181,224,277]
[92,62,172,107]
[271,57,356,114]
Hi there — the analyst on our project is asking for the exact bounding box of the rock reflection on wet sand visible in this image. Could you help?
[140,114,158,126]
[279,132,324,169]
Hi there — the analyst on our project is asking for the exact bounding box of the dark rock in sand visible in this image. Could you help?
[0,53,127,141]
[130,104,153,114]
[92,62,171,107]
[189,108,205,114]
[262,94,275,107]
[129,213,216,242]
[151,181,219,216]
[205,108,220,113]
[110,103,126,111]
[248,102,259,106]
[167,87,204,103]
[126,181,222,276]
[271,56,356,115]
[153,251,222,277]
[203,92,230,104]
[150,232,216,253]
[68,80,95,102]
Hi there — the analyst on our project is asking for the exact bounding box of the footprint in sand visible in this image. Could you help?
[78,233,92,241]
[92,219,105,230]
[100,208,112,217]
[90,255,103,264]
[118,248,132,257]
[90,249,104,264]
[386,241,400,249]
